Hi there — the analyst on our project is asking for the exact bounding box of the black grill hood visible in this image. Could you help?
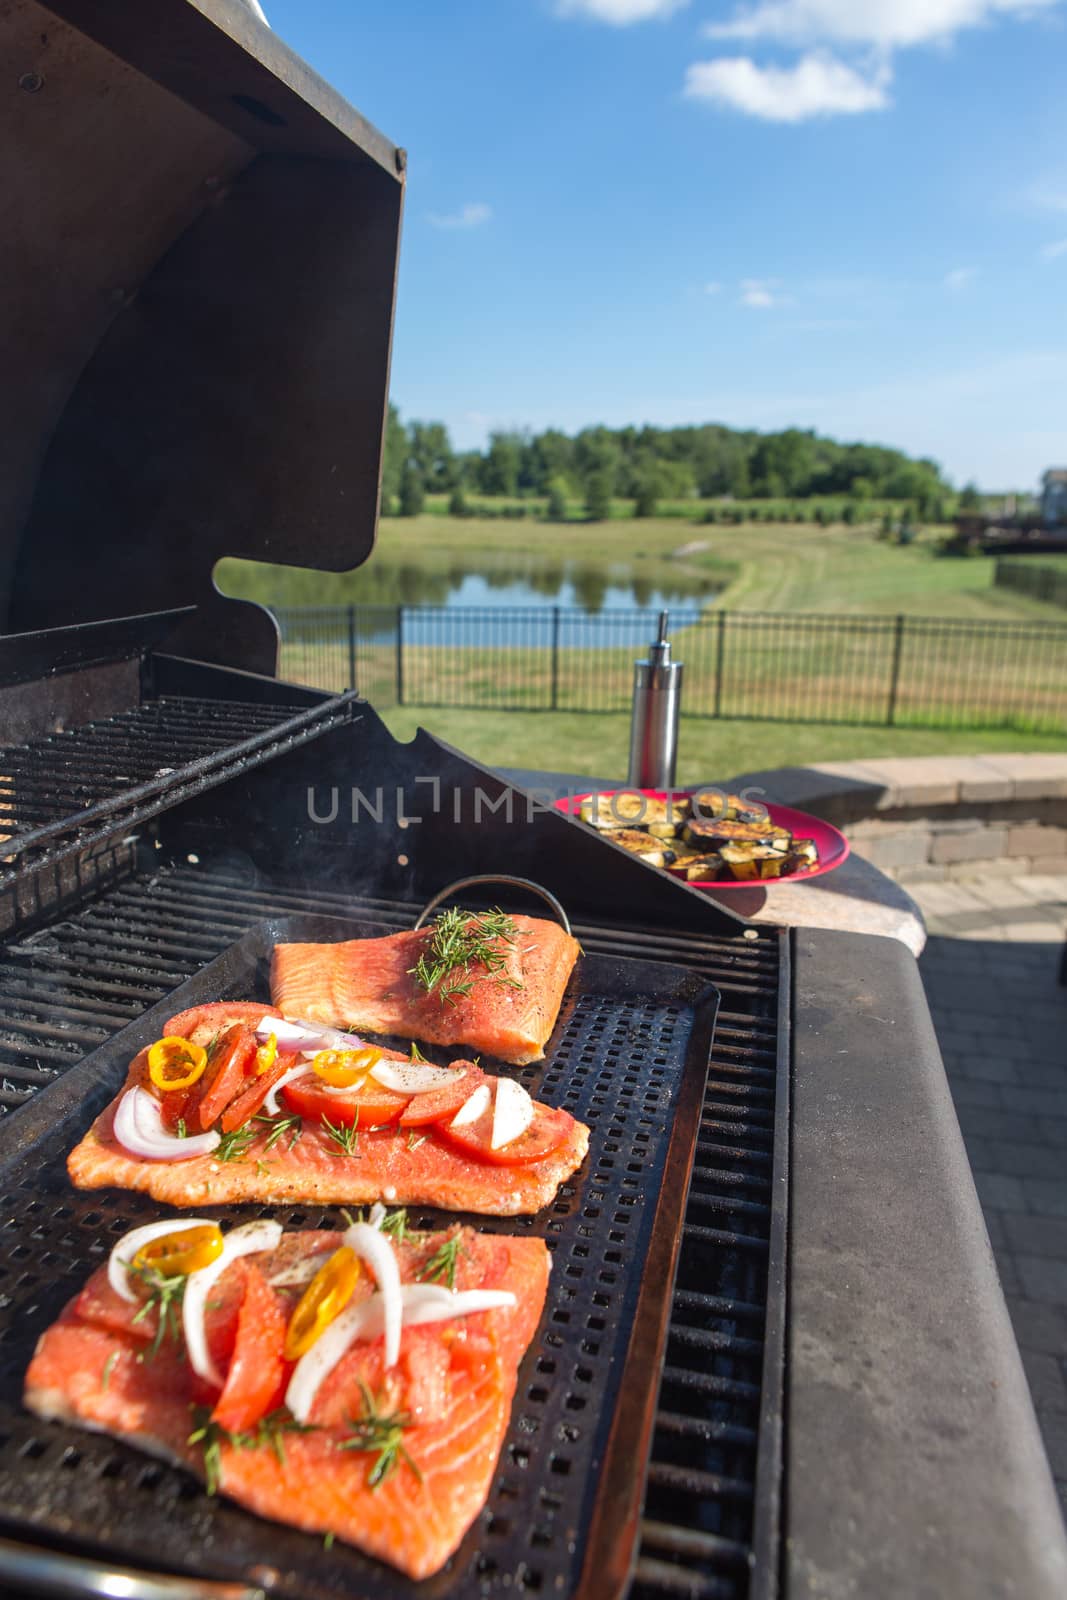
[1,0,403,673]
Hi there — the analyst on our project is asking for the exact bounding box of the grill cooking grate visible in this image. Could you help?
[0,858,784,1600]
[0,695,359,888]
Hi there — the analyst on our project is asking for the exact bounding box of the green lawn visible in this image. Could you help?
[374,706,1067,784]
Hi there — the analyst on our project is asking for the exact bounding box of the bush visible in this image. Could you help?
[585,470,613,521]
[546,478,568,521]
[399,464,425,517]
[815,504,831,526]
[448,486,468,517]
[633,475,659,519]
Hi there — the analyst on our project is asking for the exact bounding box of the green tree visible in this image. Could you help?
[959,483,982,512]
[480,432,522,496]
[632,472,660,518]
[585,470,612,521]
[399,463,425,517]
[380,402,408,510]
[448,485,468,517]
[546,478,568,521]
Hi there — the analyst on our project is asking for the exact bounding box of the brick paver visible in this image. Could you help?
[916,870,1067,1519]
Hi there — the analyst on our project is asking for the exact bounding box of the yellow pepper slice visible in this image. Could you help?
[147,1036,208,1092]
[284,1245,361,1359]
[311,1047,382,1089]
[255,1032,279,1076]
[132,1223,224,1278]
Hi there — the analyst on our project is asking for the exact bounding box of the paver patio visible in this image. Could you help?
[915,871,1067,1518]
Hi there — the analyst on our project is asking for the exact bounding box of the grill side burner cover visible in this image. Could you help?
[1,0,404,673]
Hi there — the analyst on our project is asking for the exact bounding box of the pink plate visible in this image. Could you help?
[554,790,850,890]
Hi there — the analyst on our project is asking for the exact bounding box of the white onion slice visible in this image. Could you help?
[368,1202,387,1230]
[262,1062,315,1116]
[451,1083,491,1128]
[183,1220,284,1388]
[491,1077,534,1151]
[113,1088,221,1163]
[370,1060,466,1095]
[285,1282,516,1423]
[107,1217,219,1305]
[257,1017,368,1053]
[344,1223,402,1368]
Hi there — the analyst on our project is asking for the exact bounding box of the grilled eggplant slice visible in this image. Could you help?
[789,839,819,871]
[684,817,777,848]
[580,792,689,831]
[646,819,683,840]
[719,843,787,881]
[680,855,725,881]
[690,790,769,826]
[602,828,676,867]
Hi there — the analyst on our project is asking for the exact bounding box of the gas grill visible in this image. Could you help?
[2,3,1065,1598]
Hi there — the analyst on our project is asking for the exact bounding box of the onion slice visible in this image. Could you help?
[491,1077,535,1150]
[344,1223,402,1368]
[262,1061,315,1116]
[113,1087,220,1162]
[256,1017,368,1053]
[183,1219,283,1388]
[107,1218,219,1305]
[370,1060,466,1095]
[285,1281,516,1423]
[451,1083,491,1128]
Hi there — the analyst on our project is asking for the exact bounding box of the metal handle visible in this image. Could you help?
[0,1536,270,1600]
[414,875,572,936]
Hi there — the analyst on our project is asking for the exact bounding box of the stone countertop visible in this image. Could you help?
[497,767,927,957]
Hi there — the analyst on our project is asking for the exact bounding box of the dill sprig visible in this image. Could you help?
[255,1110,303,1152]
[379,1207,409,1243]
[322,1113,359,1157]
[337,1382,421,1489]
[409,907,522,1007]
[188,1407,317,1495]
[215,1125,258,1163]
[416,1234,462,1291]
[129,1263,186,1358]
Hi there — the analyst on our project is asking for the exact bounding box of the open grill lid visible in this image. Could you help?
[1,0,404,673]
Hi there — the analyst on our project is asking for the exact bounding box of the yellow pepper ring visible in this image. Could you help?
[147,1037,208,1092]
[132,1223,224,1279]
[284,1245,361,1360]
[311,1047,382,1089]
[255,1032,279,1076]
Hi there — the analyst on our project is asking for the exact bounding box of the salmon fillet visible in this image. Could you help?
[271,914,580,1065]
[24,1226,550,1580]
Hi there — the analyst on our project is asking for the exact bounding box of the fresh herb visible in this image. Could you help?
[323,1532,335,1551]
[340,1207,361,1227]
[256,1160,270,1177]
[410,907,521,1007]
[322,1113,359,1157]
[215,1125,258,1163]
[379,1208,409,1243]
[188,1407,317,1495]
[337,1382,421,1489]
[416,1234,462,1291]
[406,1129,427,1154]
[176,1117,187,1140]
[129,1264,186,1358]
[101,1351,119,1392]
[255,1110,303,1152]
[409,1040,427,1063]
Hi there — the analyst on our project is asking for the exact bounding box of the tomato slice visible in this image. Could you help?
[436,1082,574,1166]
[211,1261,289,1434]
[219,1054,292,1133]
[280,1074,411,1129]
[186,1024,258,1132]
[398,1063,488,1127]
[165,1002,281,1038]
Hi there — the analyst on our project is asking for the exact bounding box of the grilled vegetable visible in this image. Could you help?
[690,790,769,826]
[684,817,777,848]
[719,843,788,881]
[679,856,725,881]
[789,839,819,871]
[579,793,688,831]
[646,819,683,840]
[602,828,676,867]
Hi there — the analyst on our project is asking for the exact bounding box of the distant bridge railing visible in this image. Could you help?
[271,604,1067,733]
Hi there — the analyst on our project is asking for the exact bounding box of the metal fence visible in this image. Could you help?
[995,559,1067,610]
[273,604,1067,733]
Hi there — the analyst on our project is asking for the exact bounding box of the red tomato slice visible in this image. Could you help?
[398,1063,488,1127]
[436,1083,574,1166]
[165,1001,281,1040]
[280,1075,411,1129]
[218,1055,292,1133]
[186,1024,258,1132]
[211,1262,289,1434]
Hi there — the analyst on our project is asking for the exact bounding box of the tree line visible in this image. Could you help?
[380,407,954,521]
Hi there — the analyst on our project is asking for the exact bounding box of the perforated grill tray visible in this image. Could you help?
[0,915,718,1600]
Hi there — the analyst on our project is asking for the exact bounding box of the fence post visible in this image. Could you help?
[550,606,560,711]
[396,605,404,707]
[886,613,905,726]
[714,610,726,718]
[346,605,357,692]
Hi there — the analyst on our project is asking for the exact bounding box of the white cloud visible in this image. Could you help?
[556,0,688,22]
[427,202,492,230]
[739,278,789,307]
[1040,239,1067,260]
[684,52,891,121]
[703,0,1063,49]
[704,280,723,294]
[944,266,977,289]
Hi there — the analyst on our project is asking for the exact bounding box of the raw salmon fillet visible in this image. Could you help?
[271,914,580,1065]
[24,1225,550,1580]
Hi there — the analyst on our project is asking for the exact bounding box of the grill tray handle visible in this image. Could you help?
[0,1536,268,1600]
[414,875,572,935]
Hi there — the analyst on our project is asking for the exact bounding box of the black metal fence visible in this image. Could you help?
[995,559,1067,610]
[273,604,1067,733]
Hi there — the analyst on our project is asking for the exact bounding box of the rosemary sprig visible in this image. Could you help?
[101,1351,119,1392]
[337,1382,421,1489]
[416,1235,462,1291]
[176,1117,187,1140]
[215,1125,258,1163]
[379,1207,409,1242]
[409,1040,427,1062]
[255,1111,303,1152]
[409,908,521,1007]
[322,1113,359,1157]
[188,1407,317,1494]
[406,1129,427,1153]
[129,1264,186,1358]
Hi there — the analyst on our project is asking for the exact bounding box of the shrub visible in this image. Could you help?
[546,478,568,521]
[585,470,613,521]
[399,464,425,517]
[448,486,468,517]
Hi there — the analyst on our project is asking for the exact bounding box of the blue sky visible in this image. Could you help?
[266,0,1067,490]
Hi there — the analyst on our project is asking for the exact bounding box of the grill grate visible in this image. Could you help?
[0,695,359,888]
[0,858,784,1600]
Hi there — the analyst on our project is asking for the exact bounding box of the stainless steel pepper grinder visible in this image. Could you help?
[627,610,683,789]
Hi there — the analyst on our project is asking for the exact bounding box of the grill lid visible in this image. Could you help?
[1,0,404,672]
